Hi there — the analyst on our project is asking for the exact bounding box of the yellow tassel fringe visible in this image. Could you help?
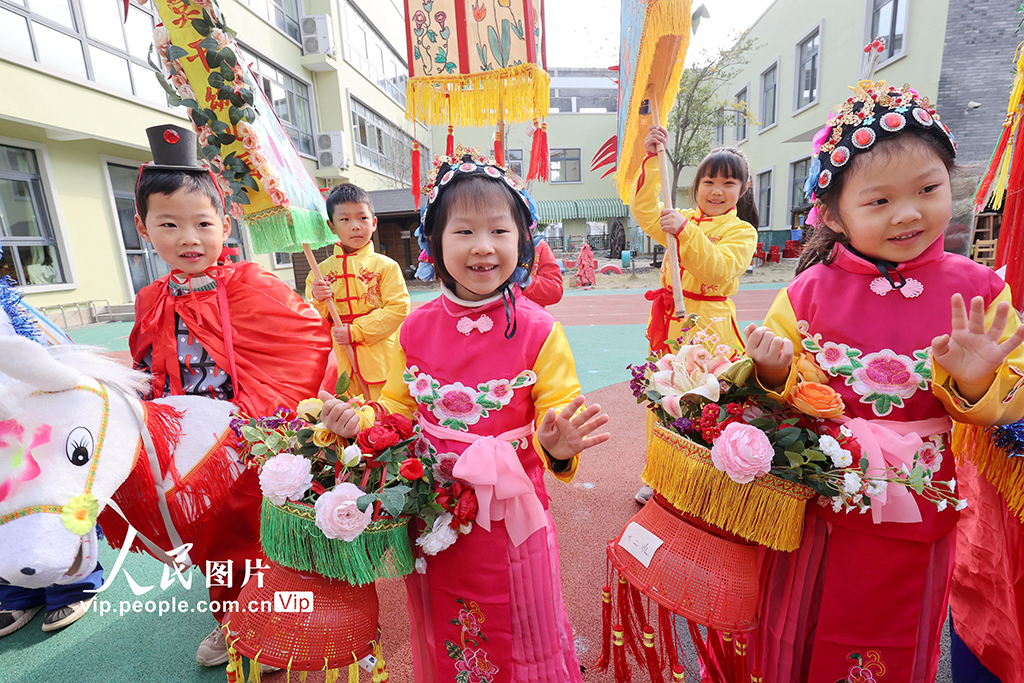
[988,40,1024,209]
[642,424,815,551]
[372,640,389,683]
[614,0,692,202]
[405,63,550,127]
[349,663,359,683]
[324,668,340,683]
[952,422,1024,520]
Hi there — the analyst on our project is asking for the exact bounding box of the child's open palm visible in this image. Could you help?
[537,396,611,462]
[931,293,1024,401]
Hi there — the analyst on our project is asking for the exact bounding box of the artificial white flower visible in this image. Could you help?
[818,435,841,457]
[955,499,968,511]
[414,557,427,574]
[832,449,853,468]
[831,497,843,513]
[936,499,948,512]
[946,478,957,492]
[341,444,363,468]
[898,464,912,477]
[842,471,863,495]
[866,480,888,497]
[859,506,869,514]
[458,523,473,535]
[416,513,459,555]
[839,425,853,438]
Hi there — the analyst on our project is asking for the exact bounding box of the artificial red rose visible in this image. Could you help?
[380,413,415,439]
[355,413,416,454]
[452,487,478,527]
[399,457,425,480]
[433,484,454,511]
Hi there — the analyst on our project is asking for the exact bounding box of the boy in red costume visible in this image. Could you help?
[128,124,332,667]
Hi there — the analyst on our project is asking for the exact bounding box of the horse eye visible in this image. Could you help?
[65,427,94,467]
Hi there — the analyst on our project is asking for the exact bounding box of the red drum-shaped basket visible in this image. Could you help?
[609,494,760,633]
[226,561,379,670]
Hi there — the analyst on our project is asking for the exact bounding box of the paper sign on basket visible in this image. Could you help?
[619,522,665,568]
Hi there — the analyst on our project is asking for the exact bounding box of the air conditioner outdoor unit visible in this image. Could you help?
[300,15,335,57]
[316,131,348,170]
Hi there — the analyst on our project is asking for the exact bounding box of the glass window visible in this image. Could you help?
[761,65,777,129]
[243,50,316,156]
[714,107,725,146]
[269,0,300,42]
[349,98,426,184]
[734,88,748,141]
[872,0,906,60]
[274,252,293,267]
[550,149,582,183]
[4,0,165,103]
[507,149,524,178]
[757,170,772,228]
[797,31,819,109]
[0,8,34,61]
[790,157,811,209]
[342,1,408,107]
[0,144,65,286]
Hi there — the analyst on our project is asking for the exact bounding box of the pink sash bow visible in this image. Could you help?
[842,416,953,524]
[420,419,546,547]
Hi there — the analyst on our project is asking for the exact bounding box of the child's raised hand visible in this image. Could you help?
[931,293,1024,402]
[317,390,361,438]
[660,209,687,236]
[332,324,351,345]
[644,125,669,156]
[311,279,332,301]
[744,323,794,389]
[537,395,611,462]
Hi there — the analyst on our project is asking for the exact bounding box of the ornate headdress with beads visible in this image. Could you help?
[414,145,539,285]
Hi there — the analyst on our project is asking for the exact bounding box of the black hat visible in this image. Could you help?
[144,124,206,172]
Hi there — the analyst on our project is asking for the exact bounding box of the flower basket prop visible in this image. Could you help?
[224,560,385,678]
[643,423,814,552]
[599,320,965,683]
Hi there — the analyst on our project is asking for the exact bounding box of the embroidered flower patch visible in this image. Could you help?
[404,367,536,431]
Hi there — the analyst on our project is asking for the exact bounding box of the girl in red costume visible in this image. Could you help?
[745,82,1024,682]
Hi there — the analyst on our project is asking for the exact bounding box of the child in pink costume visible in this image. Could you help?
[745,82,1024,682]
[319,148,610,683]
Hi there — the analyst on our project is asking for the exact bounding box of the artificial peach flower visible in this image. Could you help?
[789,381,845,419]
[311,422,340,448]
[795,353,830,384]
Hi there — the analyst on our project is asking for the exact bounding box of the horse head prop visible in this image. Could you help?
[0,338,242,589]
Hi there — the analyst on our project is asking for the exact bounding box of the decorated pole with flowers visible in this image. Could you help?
[146,0,334,255]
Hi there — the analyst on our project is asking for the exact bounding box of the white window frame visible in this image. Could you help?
[506,148,525,179]
[340,0,409,107]
[734,84,750,144]
[349,96,420,184]
[550,148,583,184]
[99,155,143,302]
[787,155,813,213]
[233,0,302,47]
[273,252,293,269]
[756,167,774,231]
[239,44,318,159]
[759,59,780,134]
[0,135,76,293]
[793,22,823,115]
[865,0,910,70]
[713,107,725,147]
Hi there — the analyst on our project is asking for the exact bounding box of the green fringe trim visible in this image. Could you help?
[259,498,414,585]
[246,206,335,254]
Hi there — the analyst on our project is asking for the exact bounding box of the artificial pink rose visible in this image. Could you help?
[210,28,232,50]
[268,187,290,207]
[259,452,313,505]
[198,126,212,148]
[229,201,245,220]
[313,482,372,541]
[710,422,774,484]
[152,25,170,49]
[262,174,280,192]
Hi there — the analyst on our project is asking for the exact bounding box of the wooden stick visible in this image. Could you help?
[302,244,368,398]
[648,94,687,319]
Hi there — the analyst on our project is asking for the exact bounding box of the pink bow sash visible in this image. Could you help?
[841,416,953,524]
[419,419,546,547]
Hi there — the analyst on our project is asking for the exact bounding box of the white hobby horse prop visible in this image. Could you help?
[0,338,242,589]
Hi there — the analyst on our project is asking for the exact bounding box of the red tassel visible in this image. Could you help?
[671,664,686,681]
[617,577,644,666]
[446,125,454,157]
[643,626,665,683]
[527,118,550,182]
[536,122,548,181]
[658,604,678,671]
[734,632,749,681]
[411,140,421,209]
[494,130,504,167]
[597,585,612,670]
[612,625,631,683]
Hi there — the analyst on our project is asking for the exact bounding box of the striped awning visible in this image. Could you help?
[576,197,628,221]
[537,200,579,223]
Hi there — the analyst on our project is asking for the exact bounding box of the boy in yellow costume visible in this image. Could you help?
[631,126,758,355]
[306,184,411,400]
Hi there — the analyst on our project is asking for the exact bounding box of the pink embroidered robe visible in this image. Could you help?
[366,286,585,683]
[754,238,1024,683]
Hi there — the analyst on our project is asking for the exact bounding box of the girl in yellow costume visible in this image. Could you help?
[632,126,759,502]
[631,125,759,355]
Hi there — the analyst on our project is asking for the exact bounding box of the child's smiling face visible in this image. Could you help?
[135,187,229,275]
[440,202,520,301]
[696,173,743,217]
[823,136,952,263]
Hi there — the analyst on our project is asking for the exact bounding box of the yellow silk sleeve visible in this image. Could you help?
[749,288,801,399]
[303,264,330,319]
[347,260,411,345]
[530,322,583,482]
[353,333,418,429]
[674,216,758,286]
[630,155,670,248]
[933,284,1024,425]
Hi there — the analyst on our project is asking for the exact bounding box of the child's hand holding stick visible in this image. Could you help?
[645,102,686,319]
